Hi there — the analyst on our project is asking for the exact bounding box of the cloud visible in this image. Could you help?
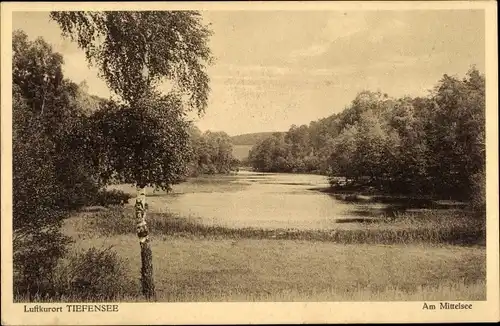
[290,44,330,58]
[366,18,409,44]
[12,10,485,136]
[289,12,369,59]
[212,64,291,77]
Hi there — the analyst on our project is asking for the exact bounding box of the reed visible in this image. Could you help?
[77,207,485,246]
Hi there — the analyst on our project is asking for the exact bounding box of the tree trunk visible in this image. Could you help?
[135,25,156,300]
[135,185,156,300]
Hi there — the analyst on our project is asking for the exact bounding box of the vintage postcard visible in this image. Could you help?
[1,1,499,324]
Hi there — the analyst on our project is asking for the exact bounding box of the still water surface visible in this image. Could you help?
[144,171,396,230]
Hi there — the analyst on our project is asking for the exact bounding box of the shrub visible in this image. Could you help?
[93,189,133,207]
[13,230,73,300]
[469,170,486,213]
[52,247,138,301]
[12,105,74,300]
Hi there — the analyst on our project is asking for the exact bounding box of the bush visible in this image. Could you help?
[93,189,133,207]
[14,230,73,300]
[469,170,486,213]
[12,104,74,300]
[52,247,138,301]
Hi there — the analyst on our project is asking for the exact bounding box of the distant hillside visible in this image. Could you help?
[231,132,284,146]
[232,145,254,161]
[230,132,283,161]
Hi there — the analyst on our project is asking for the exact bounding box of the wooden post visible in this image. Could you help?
[135,185,156,300]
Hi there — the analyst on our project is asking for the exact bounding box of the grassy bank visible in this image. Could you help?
[40,205,486,302]
[69,206,485,246]
[59,225,487,302]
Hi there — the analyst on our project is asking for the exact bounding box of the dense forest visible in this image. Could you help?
[12,29,236,296]
[248,67,485,204]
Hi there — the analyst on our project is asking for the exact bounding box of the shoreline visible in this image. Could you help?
[70,207,486,247]
[310,187,469,208]
[234,169,472,205]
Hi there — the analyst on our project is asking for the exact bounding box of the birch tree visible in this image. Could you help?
[50,11,213,300]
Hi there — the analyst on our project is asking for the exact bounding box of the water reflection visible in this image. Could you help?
[158,171,430,230]
[118,171,463,230]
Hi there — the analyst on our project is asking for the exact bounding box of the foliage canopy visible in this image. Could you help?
[49,11,213,111]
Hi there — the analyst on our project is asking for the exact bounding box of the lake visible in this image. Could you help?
[114,170,418,230]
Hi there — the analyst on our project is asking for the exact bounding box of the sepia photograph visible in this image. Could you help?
[1,1,498,325]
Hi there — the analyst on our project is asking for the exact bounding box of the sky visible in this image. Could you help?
[12,10,485,136]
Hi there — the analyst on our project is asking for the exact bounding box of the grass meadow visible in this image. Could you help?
[55,203,486,302]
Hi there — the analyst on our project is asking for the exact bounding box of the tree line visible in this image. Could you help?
[12,23,234,298]
[248,67,485,205]
[187,127,240,176]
